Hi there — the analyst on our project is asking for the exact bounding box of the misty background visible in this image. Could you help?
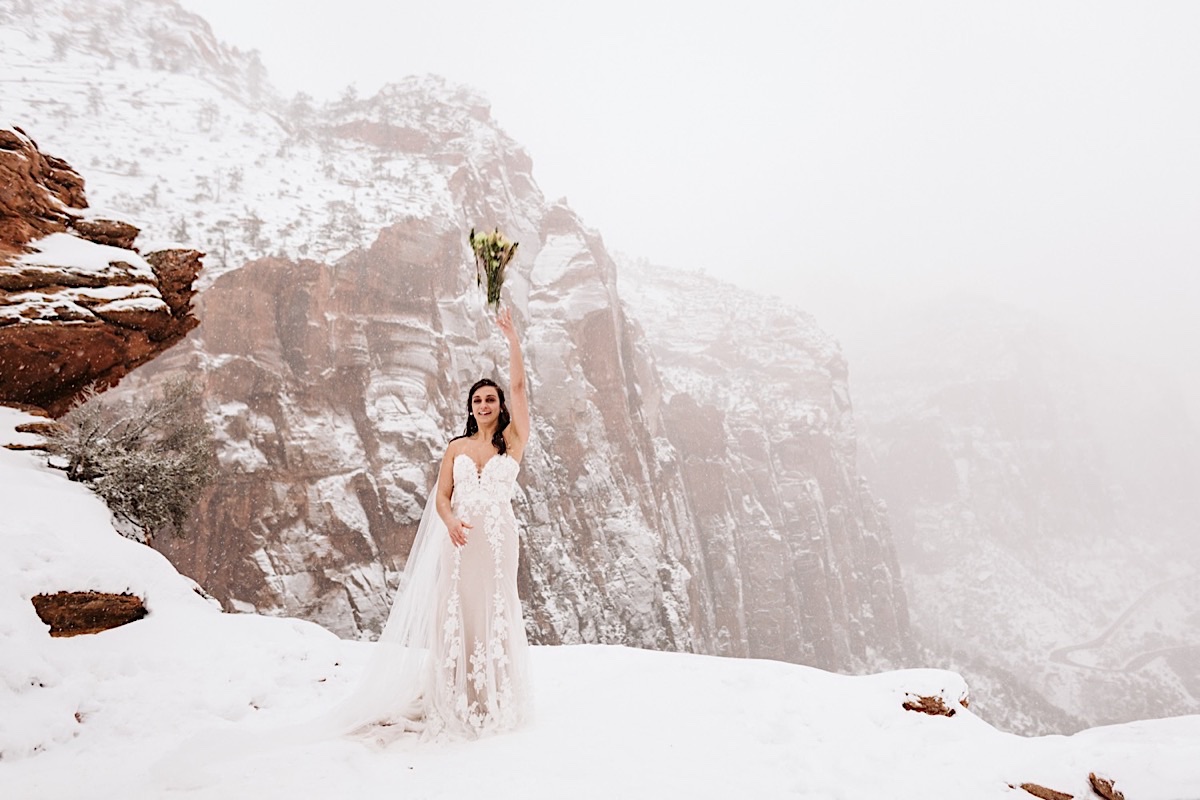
[181,0,1200,419]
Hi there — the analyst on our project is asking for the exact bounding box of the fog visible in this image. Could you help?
[182,0,1200,420]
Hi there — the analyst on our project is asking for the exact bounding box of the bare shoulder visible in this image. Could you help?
[443,437,467,462]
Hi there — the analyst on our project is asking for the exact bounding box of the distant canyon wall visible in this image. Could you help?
[847,298,1200,731]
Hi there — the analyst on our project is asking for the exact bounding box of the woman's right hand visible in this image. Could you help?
[448,518,472,547]
[496,306,518,343]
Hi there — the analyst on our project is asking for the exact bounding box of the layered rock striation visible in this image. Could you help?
[0,127,202,415]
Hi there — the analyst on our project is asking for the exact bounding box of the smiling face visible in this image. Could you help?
[471,385,501,423]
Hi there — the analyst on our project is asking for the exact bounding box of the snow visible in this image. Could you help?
[14,232,158,282]
[529,232,613,321]
[0,232,169,324]
[2,407,1199,799]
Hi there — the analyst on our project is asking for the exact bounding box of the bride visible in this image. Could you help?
[423,305,532,736]
[155,310,533,783]
[342,305,533,740]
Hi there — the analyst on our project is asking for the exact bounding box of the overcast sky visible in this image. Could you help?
[180,0,1200,410]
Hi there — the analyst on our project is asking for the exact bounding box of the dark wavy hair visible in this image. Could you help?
[452,378,510,455]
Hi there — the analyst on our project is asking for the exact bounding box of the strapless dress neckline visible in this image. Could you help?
[455,452,516,479]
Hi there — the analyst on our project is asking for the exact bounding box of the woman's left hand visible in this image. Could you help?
[496,306,518,342]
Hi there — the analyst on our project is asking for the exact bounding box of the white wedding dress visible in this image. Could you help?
[423,452,531,736]
[337,450,532,741]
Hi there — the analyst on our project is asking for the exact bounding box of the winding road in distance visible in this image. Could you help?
[1048,573,1198,674]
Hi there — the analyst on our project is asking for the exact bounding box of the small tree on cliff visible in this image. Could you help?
[45,377,217,543]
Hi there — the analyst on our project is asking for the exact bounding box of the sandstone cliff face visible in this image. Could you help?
[149,204,712,652]
[620,260,912,665]
[0,126,202,415]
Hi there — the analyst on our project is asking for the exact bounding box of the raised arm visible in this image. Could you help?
[496,307,530,451]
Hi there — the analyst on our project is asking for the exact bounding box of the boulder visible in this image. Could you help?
[31,591,148,637]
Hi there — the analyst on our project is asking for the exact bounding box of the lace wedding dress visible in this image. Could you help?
[424,452,531,736]
[330,450,531,740]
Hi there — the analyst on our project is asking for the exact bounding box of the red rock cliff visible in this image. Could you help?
[0,127,202,415]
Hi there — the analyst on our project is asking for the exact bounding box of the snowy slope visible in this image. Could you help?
[1,0,475,285]
[2,408,1198,800]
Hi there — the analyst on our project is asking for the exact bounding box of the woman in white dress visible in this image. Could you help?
[153,311,533,783]
[317,306,533,742]
[310,307,533,742]
[153,309,535,786]
[424,306,532,736]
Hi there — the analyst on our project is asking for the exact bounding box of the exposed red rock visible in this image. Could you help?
[146,248,203,316]
[1017,783,1074,800]
[31,591,148,637]
[1088,773,1124,800]
[0,126,86,260]
[0,128,204,416]
[70,218,140,250]
[902,693,959,717]
[14,421,55,436]
[329,120,434,153]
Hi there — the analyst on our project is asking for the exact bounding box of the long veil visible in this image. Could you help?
[152,490,447,786]
[322,488,448,733]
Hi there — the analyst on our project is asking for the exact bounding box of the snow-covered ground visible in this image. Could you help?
[2,406,1198,800]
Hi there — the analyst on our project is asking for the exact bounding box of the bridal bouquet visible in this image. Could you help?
[469,227,518,311]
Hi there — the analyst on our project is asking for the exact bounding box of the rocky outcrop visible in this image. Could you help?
[0,127,203,415]
[0,126,87,258]
[1088,774,1124,800]
[902,693,961,717]
[31,591,148,637]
